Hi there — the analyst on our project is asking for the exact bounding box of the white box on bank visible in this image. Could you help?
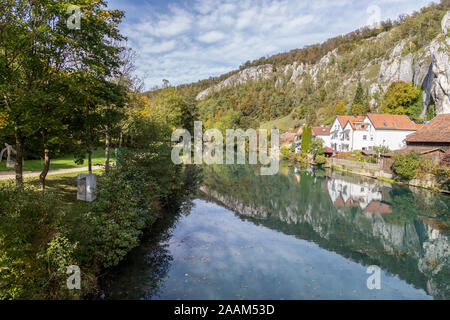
[77,173,97,202]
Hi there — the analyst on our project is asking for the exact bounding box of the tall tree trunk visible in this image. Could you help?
[39,129,50,190]
[88,150,92,174]
[119,131,123,148]
[105,129,110,174]
[14,127,24,188]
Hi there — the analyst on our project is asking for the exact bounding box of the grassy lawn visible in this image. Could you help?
[1,169,104,213]
[0,149,106,172]
[259,114,303,133]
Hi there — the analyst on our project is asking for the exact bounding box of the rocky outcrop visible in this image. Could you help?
[196,64,274,100]
[442,11,450,37]
[429,38,450,115]
[378,40,414,90]
[196,13,450,116]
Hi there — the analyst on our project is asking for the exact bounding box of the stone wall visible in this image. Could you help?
[328,158,393,179]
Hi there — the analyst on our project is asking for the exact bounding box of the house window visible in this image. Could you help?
[363,135,367,140]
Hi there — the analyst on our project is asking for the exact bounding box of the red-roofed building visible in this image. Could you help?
[405,114,450,152]
[312,126,331,147]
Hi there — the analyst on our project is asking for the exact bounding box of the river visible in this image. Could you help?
[101,164,450,300]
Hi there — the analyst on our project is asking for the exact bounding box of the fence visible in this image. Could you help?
[328,158,393,179]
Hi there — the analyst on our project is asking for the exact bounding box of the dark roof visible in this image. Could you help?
[405,114,450,143]
[384,146,446,157]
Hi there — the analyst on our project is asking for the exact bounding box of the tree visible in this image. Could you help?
[310,138,325,158]
[334,102,347,115]
[382,81,421,117]
[0,113,7,129]
[353,81,365,106]
[68,73,126,175]
[0,0,126,188]
[351,81,369,115]
[301,125,312,154]
[425,94,436,121]
[392,152,420,181]
[351,104,366,116]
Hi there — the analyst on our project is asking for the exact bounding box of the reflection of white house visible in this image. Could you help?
[327,177,383,211]
[329,114,418,152]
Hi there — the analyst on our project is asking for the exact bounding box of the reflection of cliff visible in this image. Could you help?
[200,165,450,299]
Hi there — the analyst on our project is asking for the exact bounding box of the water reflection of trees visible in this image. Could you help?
[101,166,203,299]
[201,164,450,300]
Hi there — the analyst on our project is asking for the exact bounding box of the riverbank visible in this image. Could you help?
[325,158,450,195]
[0,153,199,299]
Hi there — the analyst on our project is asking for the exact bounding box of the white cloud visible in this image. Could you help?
[141,40,178,54]
[198,31,226,43]
[110,0,434,90]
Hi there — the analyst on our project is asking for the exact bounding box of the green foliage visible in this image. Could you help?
[382,81,422,117]
[425,99,436,121]
[310,139,325,158]
[301,125,312,154]
[84,152,158,268]
[351,82,369,115]
[281,146,290,160]
[392,152,420,181]
[373,146,392,156]
[315,155,327,166]
[0,186,77,299]
[334,102,347,115]
[0,0,127,187]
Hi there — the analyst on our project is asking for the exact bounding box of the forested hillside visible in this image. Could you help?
[145,1,449,133]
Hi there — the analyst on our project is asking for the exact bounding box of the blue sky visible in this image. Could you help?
[107,0,433,90]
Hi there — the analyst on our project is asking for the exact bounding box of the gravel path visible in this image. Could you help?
[0,165,103,181]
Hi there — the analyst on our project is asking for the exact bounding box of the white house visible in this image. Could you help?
[329,114,418,152]
[312,126,331,148]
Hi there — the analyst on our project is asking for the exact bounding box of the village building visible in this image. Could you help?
[281,132,297,146]
[329,114,418,152]
[404,114,450,153]
[382,114,450,164]
[312,126,331,148]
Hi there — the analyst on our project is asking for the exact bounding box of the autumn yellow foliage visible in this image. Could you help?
[0,113,8,129]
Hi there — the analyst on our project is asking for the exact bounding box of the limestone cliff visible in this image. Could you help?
[196,12,450,116]
[196,64,273,100]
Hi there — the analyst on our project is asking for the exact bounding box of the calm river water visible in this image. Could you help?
[101,164,450,300]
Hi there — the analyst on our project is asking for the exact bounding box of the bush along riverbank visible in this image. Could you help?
[326,151,449,194]
[0,148,202,299]
[281,138,449,193]
[280,137,327,168]
[391,152,450,193]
